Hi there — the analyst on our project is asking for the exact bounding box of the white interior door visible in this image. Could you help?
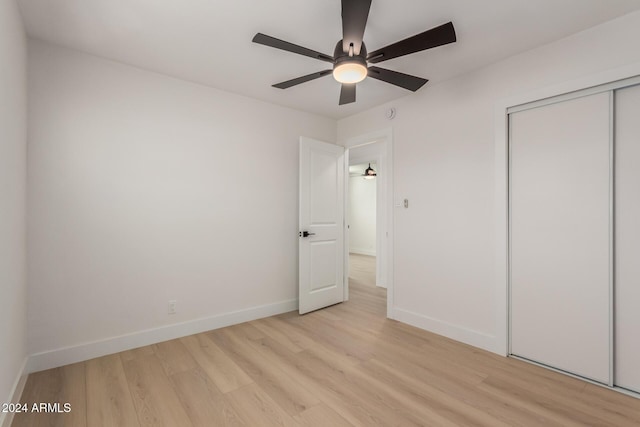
[299,137,345,314]
[510,92,611,384]
[614,84,640,393]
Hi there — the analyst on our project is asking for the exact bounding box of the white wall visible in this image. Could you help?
[0,0,28,419]
[27,40,336,368]
[349,172,376,256]
[338,10,640,354]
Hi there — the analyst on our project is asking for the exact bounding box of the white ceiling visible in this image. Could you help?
[17,0,640,119]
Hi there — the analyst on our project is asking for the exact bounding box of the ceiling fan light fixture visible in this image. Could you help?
[333,58,367,84]
[333,62,367,84]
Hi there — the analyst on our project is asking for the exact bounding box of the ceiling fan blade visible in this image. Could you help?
[341,0,372,55]
[253,33,334,63]
[339,83,356,105]
[367,22,456,64]
[367,66,428,91]
[272,70,333,89]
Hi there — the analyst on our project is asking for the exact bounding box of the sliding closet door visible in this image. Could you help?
[615,84,640,393]
[510,92,611,384]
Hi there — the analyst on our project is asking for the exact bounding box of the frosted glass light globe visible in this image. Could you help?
[333,62,367,84]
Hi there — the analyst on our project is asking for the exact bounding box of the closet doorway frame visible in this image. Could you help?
[493,62,640,398]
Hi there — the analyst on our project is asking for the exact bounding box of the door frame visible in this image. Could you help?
[344,128,394,319]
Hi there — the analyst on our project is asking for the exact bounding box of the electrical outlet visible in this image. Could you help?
[168,300,177,315]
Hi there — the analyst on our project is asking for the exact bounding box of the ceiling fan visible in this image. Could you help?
[252,0,456,105]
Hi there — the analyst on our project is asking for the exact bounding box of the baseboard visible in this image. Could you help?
[349,249,376,257]
[392,307,501,355]
[27,299,298,373]
[0,357,29,427]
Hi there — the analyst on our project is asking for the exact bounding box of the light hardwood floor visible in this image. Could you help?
[13,255,640,426]
[348,253,377,290]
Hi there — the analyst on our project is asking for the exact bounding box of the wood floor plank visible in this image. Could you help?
[581,383,640,423]
[211,325,321,416]
[235,334,378,427]
[121,354,192,427]
[294,403,354,427]
[261,316,317,350]
[12,362,86,427]
[475,377,597,427]
[180,333,253,394]
[359,358,527,427]
[152,339,199,376]
[246,331,428,426]
[248,318,307,353]
[296,345,458,427]
[225,383,297,427]
[348,254,377,286]
[119,345,155,362]
[86,354,140,427]
[288,311,375,363]
[60,362,86,427]
[480,373,640,426]
[169,367,246,427]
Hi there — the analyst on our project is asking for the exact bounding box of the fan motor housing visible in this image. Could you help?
[333,40,367,67]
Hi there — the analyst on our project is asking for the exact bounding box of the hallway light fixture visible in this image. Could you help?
[363,163,377,179]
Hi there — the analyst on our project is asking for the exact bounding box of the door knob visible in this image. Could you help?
[299,231,316,237]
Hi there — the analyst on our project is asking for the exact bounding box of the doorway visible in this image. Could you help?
[345,134,392,317]
[348,161,379,291]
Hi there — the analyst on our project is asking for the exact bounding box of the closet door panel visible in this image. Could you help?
[615,84,640,393]
[510,92,610,383]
